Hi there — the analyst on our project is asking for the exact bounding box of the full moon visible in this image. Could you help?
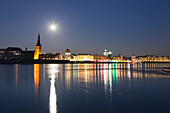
[49,24,57,31]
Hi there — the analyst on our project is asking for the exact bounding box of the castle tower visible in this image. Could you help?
[34,34,42,59]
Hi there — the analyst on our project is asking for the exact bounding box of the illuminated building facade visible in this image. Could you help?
[65,49,71,60]
[131,55,137,62]
[0,47,22,61]
[137,55,170,62]
[39,53,55,60]
[34,34,41,59]
[0,47,34,63]
[72,54,94,61]
[93,55,108,61]
[119,54,123,61]
[39,53,63,60]
[55,53,63,60]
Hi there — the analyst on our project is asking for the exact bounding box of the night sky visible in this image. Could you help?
[0,0,170,56]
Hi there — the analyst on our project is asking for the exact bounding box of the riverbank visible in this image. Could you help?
[1,60,170,64]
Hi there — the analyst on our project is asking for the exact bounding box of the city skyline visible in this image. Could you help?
[0,0,170,56]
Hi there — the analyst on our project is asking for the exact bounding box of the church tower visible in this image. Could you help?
[34,34,42,59]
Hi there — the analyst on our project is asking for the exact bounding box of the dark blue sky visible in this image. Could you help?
[0,0,170,56]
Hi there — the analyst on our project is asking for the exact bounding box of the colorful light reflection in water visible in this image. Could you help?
[32,63,170,113]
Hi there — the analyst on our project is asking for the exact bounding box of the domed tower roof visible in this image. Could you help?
[65,49,70,53]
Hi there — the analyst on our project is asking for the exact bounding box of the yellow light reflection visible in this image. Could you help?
[34,64,40,97]
[65,64,72,90]
[15,64,18,87]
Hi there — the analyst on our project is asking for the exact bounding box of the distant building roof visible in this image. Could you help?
[22,51,35,53]
[7,47,22,51]
[72,54,77,56]
[55,53,61,55]
[0,49,6,51]
[65,49,70,53]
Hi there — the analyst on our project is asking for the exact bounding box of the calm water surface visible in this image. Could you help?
[1,63,170,113]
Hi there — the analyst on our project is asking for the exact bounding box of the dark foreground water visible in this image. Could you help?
[1,63,170,113]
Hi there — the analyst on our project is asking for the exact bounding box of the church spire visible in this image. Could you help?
[34,33,42,59]
[36,34,41,46]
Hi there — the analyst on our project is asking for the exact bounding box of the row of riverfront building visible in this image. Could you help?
[0,34,170,63]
